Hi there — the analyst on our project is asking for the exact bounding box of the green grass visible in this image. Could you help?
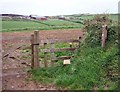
[2,19,83,32]
[79,15,94,20]
[66,14,118,25]
[64,15,94,25]
[2,20,47,29]
[70,14,118,21]
[41,19,83,26]
[109,14,118,21]
[31,43,118,90]
[68,14,94,20]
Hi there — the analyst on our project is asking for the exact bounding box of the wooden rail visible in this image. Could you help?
[42,47,78,53]
[40,39,80,44]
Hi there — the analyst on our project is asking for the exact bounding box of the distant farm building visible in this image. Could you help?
[58,16,70,20]
[29,15,48,20]
[58,16,65,20]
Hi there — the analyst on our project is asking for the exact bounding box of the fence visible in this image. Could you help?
[31,31,81,69]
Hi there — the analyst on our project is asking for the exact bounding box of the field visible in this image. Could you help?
[1,14,118,90]
[2,19,83,32]
[109,14,118,21]
[2,21,47,29]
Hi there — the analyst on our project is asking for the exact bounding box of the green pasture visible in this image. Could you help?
[2,21,47,29]
[2,19,83,32]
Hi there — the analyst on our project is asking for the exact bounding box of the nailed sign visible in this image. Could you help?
[63,59,71,65]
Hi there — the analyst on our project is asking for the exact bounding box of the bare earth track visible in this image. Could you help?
[1,29,84,90]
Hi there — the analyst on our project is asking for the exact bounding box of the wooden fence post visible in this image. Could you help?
[101,25,108,47]
[34,30,39,68]
[31,34,34,69]
[44,43,48,67]
[50,41,55,66]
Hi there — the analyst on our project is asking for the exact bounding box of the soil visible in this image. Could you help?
[1,29,84,90]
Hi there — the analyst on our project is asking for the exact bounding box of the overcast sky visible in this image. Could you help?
[0,0,119,16]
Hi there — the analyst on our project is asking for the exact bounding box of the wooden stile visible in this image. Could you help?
[30,30,82,68]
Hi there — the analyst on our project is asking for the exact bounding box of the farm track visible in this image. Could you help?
[1,29,84,90]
